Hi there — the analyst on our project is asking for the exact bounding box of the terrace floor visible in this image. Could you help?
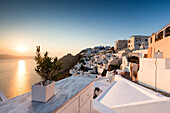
[93,74,170,113]
[122,72,170,97]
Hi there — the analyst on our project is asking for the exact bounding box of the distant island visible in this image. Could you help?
[0,54,34,59]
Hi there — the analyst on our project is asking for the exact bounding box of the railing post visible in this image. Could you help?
[163,30,166,38]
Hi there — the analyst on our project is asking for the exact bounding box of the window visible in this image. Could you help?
[165,26,170,37]
[156,31,163,42]
[128,45,130,47]
[145,39,148,41]
[128,40,130,43]
[150,38,152,44]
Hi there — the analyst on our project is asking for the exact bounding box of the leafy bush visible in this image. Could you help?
[127,56,139,64]
[34,46,62,85]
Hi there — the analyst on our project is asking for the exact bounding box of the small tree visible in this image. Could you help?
[127,56,139,64]
[34,46,62,86]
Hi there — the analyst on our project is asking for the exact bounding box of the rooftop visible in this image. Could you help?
[94,75,170,113]
[130,35,150,38]
[0,76,95,113]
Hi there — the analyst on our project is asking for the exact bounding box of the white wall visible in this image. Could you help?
[138,58,170,93]
[157,58,170,69]
[138,58,156,87]
[118,50,125,54]
[132,49,148,58]
[98,67,104,74]
[157,69,170,93]
[121,56,130,72]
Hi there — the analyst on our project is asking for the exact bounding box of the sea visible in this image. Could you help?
[0,59,42,99]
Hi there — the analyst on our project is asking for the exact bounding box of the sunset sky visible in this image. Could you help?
[0,0,170,58]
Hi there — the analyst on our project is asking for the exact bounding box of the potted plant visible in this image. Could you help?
[31,46,62,102]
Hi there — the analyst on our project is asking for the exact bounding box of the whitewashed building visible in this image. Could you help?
[128,35,150,50]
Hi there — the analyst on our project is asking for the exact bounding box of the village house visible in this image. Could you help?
[148,23,170,58]
[128,35,150,50]
[114,40,128,51]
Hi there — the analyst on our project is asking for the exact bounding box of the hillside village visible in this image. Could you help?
[1,0,170,112]
[67,23,170,113]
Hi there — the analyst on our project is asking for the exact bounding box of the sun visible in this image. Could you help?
[17,46,27,52]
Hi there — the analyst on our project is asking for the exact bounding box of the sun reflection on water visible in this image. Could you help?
[0,59,42,99]
[15,60,28,96]
[18,60,26,76]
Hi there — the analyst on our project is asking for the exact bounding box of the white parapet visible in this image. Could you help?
[93,100,117,113]
[138,58,170,93]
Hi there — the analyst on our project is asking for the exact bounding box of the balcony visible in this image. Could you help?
[165,26,170,37]
[155,31,163,42]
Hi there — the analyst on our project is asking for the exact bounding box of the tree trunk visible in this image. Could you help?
[43,79,47,86]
